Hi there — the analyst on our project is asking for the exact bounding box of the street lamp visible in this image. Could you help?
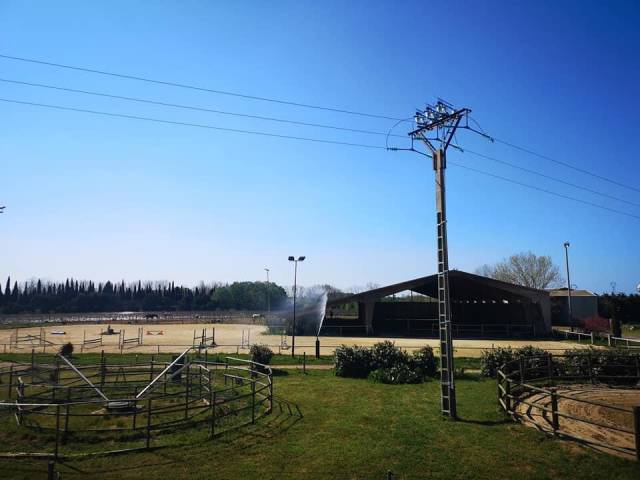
[288,256,305,357]
[563,242,573,332]
[264,268,270,314]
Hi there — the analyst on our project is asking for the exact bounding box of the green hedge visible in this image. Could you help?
[334,342,438,384]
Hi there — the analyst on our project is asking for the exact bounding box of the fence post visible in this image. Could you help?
[607,334,612,347]
[63,388,71,443]
[133,387,138,430]
[590,332,595,345]
[519,357,525,384]
[184,363,191,419]
[210,390,217,438]
[634,406,640,461]
[251,379,256,424]
[54,405,61,459]
[551,388,559,435]
[303,352,306,374]
[505,379,511,413]
[7,365,13,399]
[146,398,152,449]
[269,373,274,414]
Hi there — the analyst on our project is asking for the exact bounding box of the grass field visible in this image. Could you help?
[1,368,639,479]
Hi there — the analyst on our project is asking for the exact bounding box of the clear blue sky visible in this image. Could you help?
[1,1,639,293]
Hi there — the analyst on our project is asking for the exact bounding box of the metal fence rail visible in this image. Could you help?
[0,353,281,458]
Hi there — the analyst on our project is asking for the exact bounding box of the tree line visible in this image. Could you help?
[0,277,287,314]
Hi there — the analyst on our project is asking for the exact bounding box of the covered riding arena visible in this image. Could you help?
[322,270,551,339]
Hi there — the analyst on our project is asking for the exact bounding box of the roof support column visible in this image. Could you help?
[363,300,375,336]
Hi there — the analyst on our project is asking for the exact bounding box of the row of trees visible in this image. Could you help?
[0,277,287,314]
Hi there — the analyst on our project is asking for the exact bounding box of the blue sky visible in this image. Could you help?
[1,1,639,293]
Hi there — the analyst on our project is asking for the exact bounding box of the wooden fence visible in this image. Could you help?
[497,353,640,459]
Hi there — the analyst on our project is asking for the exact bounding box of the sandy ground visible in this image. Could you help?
[0,323,593,357]
[515,385,640,458]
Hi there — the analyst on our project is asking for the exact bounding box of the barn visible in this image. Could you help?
[322,270,551,338]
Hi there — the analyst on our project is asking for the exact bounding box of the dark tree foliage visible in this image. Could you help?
[0,277,286,314]
[598,293,640,324]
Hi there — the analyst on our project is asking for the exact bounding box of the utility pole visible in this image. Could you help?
[395,99,491,419]
[563,242,573,332]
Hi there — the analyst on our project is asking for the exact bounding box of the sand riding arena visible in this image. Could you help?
[497,352,640,459]
[0,349,302,458]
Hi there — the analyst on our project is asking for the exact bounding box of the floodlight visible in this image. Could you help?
[288,256,295,261]
[298,256,306,261]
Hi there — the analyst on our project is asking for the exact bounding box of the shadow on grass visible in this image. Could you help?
[53,396,303,478]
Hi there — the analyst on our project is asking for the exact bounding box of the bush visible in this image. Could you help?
[560,347,638,383]
[334,345,373,378]
[371,341,410,370]
[369,365,422,384]
[335,343,437,383]
[582,315,610,333]
[249,344,273,366]
[479,345,546,378]
[59,342,74,358]
[411,346,439,378]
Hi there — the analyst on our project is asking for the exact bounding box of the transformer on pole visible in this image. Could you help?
[397,99,491,418]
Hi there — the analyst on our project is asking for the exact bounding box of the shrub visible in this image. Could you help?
[582,315,610,333]
[559,347,638,383]
[370,341,410,370]
[59,342,74,358]
[369,365,422,384]
[411,346,439,378]
[479,345,546,378]
[249,344,273,366]
[334,345,373,378]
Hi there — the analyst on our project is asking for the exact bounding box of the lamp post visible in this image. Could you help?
[288,256,305,357]
[563,242,573,332]
[264,268,270,314]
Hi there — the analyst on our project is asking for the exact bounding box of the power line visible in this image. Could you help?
[0,97,386,150]
[0,53,405,121]
[448,160,640,221]
[0,78,405,139]
[494,137,640,194]
[3,95,637,221]
[464,148,640,208]
[7,76,635,210]
[2,53,636,194]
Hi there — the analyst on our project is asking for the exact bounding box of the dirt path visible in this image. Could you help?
[515,385,640,458]
[0,323,594,357]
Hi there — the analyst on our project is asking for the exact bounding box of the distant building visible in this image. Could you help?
[548,288,598,326]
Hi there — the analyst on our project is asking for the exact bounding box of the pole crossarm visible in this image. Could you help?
[136,346,192,399]
[57,354,110,402]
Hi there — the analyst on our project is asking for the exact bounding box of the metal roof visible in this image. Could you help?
[327,270,549,307]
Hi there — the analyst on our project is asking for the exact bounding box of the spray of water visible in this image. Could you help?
[266,291,328,336]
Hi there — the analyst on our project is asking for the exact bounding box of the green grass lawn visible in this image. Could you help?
[1,369,639,480]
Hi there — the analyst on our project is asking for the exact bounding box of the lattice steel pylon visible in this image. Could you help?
[401,100,491,418]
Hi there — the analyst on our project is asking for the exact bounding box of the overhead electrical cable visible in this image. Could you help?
[0,53,405,121]
[463,149,640,208]
[448,160,640,221]
[2,95,637,221]
[493,137,640,194]
[0,77,405,138]
[1,53,636,194]
[0,97,386,150]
